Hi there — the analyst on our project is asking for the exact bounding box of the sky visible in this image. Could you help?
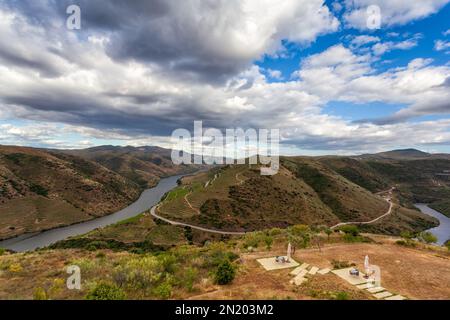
[0,0,449,155]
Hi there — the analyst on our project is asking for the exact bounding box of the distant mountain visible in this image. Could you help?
[358,148,450,161]
[359,148,431,160]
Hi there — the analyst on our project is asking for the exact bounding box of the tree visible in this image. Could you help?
[418,231,437,244]
[215,260,236,285]
[264,235,273,250]
[324,228,332,240]
[339,225,359,237]
[400,231,414,240]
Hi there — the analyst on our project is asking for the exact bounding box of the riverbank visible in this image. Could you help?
[415,204,450,245]
[0,174,189,252]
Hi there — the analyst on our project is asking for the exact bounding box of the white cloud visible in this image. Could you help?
[350,35,380,47]
[343,0,450,30]
[435,39,450,52]
[371,37,420,55]
[267,69,283,80]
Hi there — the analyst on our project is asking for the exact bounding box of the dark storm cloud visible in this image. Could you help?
[4,0,250,83]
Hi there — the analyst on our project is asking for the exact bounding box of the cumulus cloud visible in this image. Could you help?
[1,1,450,154]
[343,0,450,30]
[371,36,421,56]
[4,0,339,83]
[350,35,380,47]
[435,39,450,52]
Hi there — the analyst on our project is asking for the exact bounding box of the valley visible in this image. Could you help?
[0,146,449,300]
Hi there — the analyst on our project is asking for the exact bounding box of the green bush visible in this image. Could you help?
[183,267,198,292]
[334,292,350,300]
[0,248,5,256]
[339,225,359,236]
[153,281,172,299]
[30,183,48,197]
[33,287,48,300]
[86,282,126,300]
[215,260,236,285]
[264,236,273,250]
[418,232,437,244]
[114,256,163,289]
[331,260,354,269]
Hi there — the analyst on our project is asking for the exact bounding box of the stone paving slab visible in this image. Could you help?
[257,257,299,271]
[374,291,393,299]
[367,286,385,293]
[385,295,406,300]
[308,266,319,275]
[293,271,308,286]
[318,268,331,275]
[294,277,307,286]
[299,263,309,270]
[290,266,306,276]
[356,283,373,289]
[332,268,370,285]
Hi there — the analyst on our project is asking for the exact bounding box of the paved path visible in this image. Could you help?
[184,192,200,214]
[331,187,395,230]
[150,206,246,235]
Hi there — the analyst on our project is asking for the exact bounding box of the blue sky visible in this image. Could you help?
[0,0,450,155]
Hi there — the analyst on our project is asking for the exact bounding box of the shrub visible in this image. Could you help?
[269,228,282,236]
[264,236,273,250]
[8,263,23,273]
[30,183,48,197]
[215,260,236,285]
[86,241,109,251]
[158,253,178,273]
[334,292,350,300]
[324,228,332,240]
[418,232,437,244]
[0,248,5,256]
[183,267,198,292]
[86,282,126,300]
[331,260,354,269]
[184,227,194,245]
[400,231,414,240]
[339,225,359,236]
[114,256,162,289]
[33,287,48,300]
[153,281,172,299]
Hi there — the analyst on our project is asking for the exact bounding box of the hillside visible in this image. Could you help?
[0,146,144,240]
[155,157,436,234]
[62,145,202,188]
[0,229,448,300]
[319,154,450,217]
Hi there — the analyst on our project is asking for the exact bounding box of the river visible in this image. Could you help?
[0,174,186,252]
[415,204,450,245]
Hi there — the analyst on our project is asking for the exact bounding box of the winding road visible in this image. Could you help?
[150,205,246,235]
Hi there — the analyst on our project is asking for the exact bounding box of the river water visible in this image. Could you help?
[0,174,186,252]
[2,178,448,251]
[415,203,450,245]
